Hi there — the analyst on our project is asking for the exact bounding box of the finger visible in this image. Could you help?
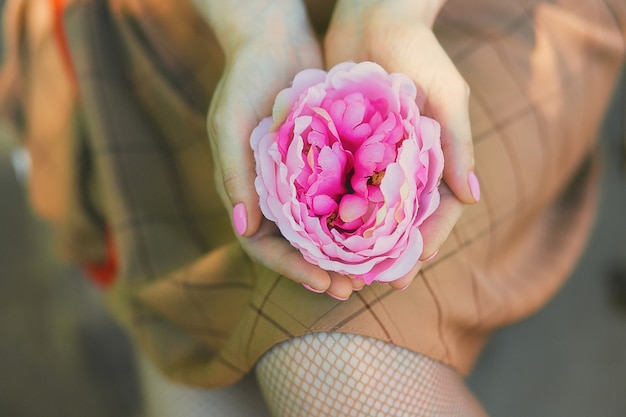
[418,184,465,259]
[207,60,272,237]
[426,75,479,205]
[208,40,322,238]
[242,221,332,292]
[411,30,477,205]
[326,272,354,300]
[351,279,365,292]
[371,25,478,205]
[388,259,423,291]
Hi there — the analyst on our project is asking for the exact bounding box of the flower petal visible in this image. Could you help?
[338,194,369,223]
[251,61,443,284]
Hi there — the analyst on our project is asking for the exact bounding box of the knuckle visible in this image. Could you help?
[463,136,475,155]
[221,165,257,202]
[221,168,241,200]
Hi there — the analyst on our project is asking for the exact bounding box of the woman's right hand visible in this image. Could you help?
[192,0,363,298]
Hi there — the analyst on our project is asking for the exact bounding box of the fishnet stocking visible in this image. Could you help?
[256,333,488,417]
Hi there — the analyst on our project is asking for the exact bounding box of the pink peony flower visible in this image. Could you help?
[251,61,444,284]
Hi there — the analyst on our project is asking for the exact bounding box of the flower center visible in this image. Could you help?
[289,92,410,235]
[368,170,385,186]
[326,212,338,229]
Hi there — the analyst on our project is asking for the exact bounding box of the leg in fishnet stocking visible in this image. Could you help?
[256,333,488,417]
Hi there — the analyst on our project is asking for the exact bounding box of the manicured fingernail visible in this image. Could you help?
[327,291,349,301]
[397,282,412,292]
[302,283,325,294]
[233,203,247,236]
[468,171,481,202]
[422,249,439,262]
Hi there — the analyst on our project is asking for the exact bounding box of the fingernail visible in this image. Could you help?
[302,283,325,294]
[233,203,247,236]
[327,291,349,301]
[468,171,481,202]
[422,249,439,262]
[397,282,412,292]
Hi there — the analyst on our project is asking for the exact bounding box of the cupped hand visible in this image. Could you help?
[324,0,478,291]
[192,0,362,298]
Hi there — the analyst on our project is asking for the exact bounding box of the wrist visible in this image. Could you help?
[334,0,445,28]
[191,0,315,54]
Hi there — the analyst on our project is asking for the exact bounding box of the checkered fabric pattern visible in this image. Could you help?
[44,0,626,388]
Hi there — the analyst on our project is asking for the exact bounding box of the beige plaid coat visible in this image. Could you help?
[3,0,625,388]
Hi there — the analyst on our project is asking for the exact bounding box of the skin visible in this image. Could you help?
[190,0,477,300]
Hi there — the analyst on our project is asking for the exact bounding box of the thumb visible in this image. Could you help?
[207,67,266,237]
[207,43,322,237]
[382,26,479,204]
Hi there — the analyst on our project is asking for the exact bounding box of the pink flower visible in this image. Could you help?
[251,62,443,284]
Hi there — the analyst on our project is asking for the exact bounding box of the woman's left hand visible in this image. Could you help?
[324,0,478,291]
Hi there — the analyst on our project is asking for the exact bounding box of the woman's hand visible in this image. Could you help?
[192,0,364,299]
[324,0,479,291]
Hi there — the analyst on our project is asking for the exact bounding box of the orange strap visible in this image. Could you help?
[84,229,118,288]
[51,0,77,86]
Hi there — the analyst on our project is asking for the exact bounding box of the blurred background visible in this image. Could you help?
[0,10,625,417]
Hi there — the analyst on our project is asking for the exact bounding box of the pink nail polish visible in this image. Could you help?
[327,292,349,301]
[302,283,325,294]
[468,171,481,202]
[233,203,247,236]
[422,249,439,262]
